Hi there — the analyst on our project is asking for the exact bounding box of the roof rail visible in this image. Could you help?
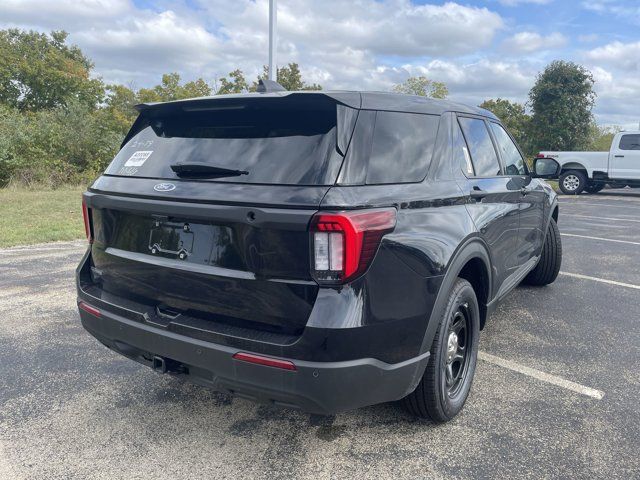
[256,79,287,93]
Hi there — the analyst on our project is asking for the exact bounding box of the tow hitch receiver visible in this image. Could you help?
[152,355,188,375]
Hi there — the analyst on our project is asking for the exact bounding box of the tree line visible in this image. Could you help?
[0,29,614,188]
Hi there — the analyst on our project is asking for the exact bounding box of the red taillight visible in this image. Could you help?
[78,301,101,317]
[232,352,297,371]
[310,208,396,284]
[536,153,545,159]
[82,200,93,243]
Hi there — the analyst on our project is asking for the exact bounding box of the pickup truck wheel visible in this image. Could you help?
[584,183,604,194]
[403,278,479,423]
[559,170,587,195]
[523,218,562,286]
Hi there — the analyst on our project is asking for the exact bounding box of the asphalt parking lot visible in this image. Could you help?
[1,190,639,479]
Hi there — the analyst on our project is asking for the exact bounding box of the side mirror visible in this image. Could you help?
[531,157,561,179]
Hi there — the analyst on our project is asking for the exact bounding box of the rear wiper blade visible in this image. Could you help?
[170,162,249,178]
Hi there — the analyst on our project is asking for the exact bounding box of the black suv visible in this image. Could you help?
[77,87,562,422]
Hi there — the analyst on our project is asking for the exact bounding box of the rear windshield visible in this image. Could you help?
[105,96,350,186]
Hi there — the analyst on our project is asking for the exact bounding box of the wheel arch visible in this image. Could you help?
[419,238,492,357]
[560,163,588,174]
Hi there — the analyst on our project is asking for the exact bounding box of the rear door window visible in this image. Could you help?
[490,123,526,175]
[104,96,350,186]
[458,117,502,177]
[619,134,640,151]
[365,111,440,184]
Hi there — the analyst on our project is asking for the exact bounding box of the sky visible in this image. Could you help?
[1,0,639,128]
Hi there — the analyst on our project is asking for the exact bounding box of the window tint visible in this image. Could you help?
[619,134,640,151]
[104,97,348,185]
[458,117,501,177]
[490,123,526,175]
[365,112,439,184]
[453,122,474,176]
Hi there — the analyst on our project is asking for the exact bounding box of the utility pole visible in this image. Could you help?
[268,0,277,81]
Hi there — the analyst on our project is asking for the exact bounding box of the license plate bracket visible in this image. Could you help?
[148,221,195,260]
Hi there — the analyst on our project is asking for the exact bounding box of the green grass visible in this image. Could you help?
[0,186,86,248]
[546,180,559,192]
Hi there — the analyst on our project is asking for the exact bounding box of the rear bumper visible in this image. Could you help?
[79,304,430,414]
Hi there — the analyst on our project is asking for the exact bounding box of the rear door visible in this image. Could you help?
[610,133,640,180]
[83,94,357,337]
[454,115,521,293]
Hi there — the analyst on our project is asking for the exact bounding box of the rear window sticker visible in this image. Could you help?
[124,151,153,167]
[117,166,139,176]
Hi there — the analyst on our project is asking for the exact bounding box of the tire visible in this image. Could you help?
[559,170,587,195]
[403,278,479,422]
[584,183,604,194]
[523,218,562,286]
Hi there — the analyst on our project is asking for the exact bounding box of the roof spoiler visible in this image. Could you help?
[256,79,286,93]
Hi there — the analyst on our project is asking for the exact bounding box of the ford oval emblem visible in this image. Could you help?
[153,183,176,192]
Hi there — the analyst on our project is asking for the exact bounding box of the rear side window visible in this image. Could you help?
[104,96,350,186]
[365,111,440,184]
[490,123,526,175]
[619,134,640,151]
[458,117,501,177]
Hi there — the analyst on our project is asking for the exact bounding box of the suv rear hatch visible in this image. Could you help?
[83,93,360,339]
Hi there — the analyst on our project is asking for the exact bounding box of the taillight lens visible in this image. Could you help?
[82,199,93,243]
[535,153,545,159]
[310,208,396,284]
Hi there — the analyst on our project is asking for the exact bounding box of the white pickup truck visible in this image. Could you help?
[538,131,640,194]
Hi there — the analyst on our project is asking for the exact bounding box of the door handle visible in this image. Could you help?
[470,187,488,200]
[614,155,625,158]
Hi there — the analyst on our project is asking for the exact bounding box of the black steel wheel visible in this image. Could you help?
[402,278,479,422]
[443,304,473,399]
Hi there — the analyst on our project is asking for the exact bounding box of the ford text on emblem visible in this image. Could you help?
[154,183,176,192]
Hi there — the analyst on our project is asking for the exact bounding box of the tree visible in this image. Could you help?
[137,73,212,103]
[528,61,596,151]
[393,76,448,99]
[217,69,249,94]
[0,29,104,111]
[253,63,322,91]
[103,84,137,136]
[479,98,532,154]
[587,123,622,151]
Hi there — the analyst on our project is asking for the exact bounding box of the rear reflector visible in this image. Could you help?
[78,301,101,317]
[232,352,297,371]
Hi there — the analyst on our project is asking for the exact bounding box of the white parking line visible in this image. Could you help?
[479,351,605,400]
[560,233,640,246]
[559,201,640,209]
[563,214,640,223]
[560,271,640,290]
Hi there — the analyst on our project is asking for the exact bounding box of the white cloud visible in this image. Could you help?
[503,31,567,53]
[586,41,640,72]
[499,0,553,5]
[74,11,221,72]
[589,66,640,128]
[201,0,504,58]
[0,0,130,28]
[0,0,638,128]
